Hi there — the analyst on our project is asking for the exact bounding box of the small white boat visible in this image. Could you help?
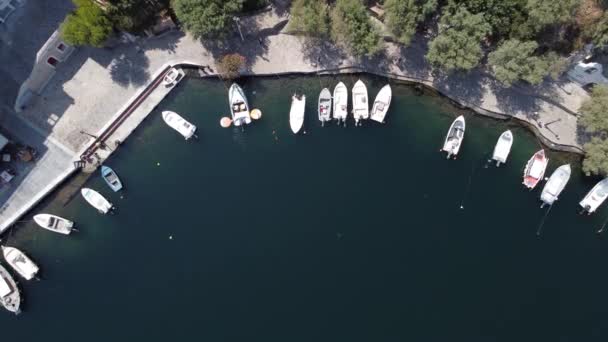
[370,84,392,123]
[333,82,348,125]
[2,246,39,281]
[229,83,252,127]
[289,94,306,134]
[523,150,548,189]
[441,115,465,159]
[81,188,114,214]
[352,80,369,126]
[33,214,74,235]
[492,130,513,166]
[101,165,123,192]
[161,111,196,140]
[0,264,20,314]
[579,178,608,214]
[318,88,332,126]
[162,67,183,87]
[540,164,571,207]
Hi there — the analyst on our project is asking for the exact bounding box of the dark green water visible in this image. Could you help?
[2,75,608,341]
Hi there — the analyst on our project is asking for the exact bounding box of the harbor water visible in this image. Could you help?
[2,74,608,341]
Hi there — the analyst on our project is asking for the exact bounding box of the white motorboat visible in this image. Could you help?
[161,111,197,140]
[33,214,74,235]
[162,67,183,87]
[229,83,252,127]
[81,188,114,214]
[352,80,369,126]
[370,84,392,123]
[333,82,348,125]
[579,178,608,214]
[101,165,123,192]
[0,264,20,314]
[540,164,571,207]
[2,246,39,281]
[289,94,306,134]
[441,115,465,159]
[318,88,332,126]
[492,130,513,166]
[523,149,548,189]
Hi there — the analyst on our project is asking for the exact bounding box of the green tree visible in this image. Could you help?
[330,0,382,57]
[488,39,553,86]
[454,0,528,40]
[171,0,243,38]
[217,53,246,79]
[106,0,170,33]
[287,0,330,36]
[384,0,438,46]
[592,12,608,47]
[426,6,491,71]
[579,85,608,134]
[525,0,578,31]
[582,137,608,176]
[60,0,113,47]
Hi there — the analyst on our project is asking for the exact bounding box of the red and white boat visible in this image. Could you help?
[523,149,548,189]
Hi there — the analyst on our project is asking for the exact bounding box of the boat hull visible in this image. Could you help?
[290,94,306,134]
[523,150,548,189]
[229,83,252,127]
[81,188,113,214]
[352,80,369,125]
[333,82,348,122]
[318,88,332,124]
[370,84,392,123]
[441,116,466,158]
[101,165,123,192]
[579,178,608,214]
[540,164,571,206]
[161,111,196,140]
[33,214,73,235]
[0,264,20,314]
[2,246,39,281]
[492,130,513,165]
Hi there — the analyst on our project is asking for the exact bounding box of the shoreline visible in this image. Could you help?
[0,62,584,234]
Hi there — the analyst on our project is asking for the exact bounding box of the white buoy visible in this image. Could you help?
[251,109,262,120]
[220,117,232,128]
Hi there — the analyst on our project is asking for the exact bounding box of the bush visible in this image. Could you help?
[218,53,246,79]
[330,0,382,57]
[287,0,330,36]
[172,0,243,38]
[384,0,438,46]
[60,0,113,47]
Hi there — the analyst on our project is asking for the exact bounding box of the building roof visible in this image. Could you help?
[0,0,74,111]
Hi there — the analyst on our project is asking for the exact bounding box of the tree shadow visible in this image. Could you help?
[393,35,433,80]
[143,30,185,54]
[300,37,348,70]
[432,68,487,108]
[486,78,543,121]
[109,49,151,87]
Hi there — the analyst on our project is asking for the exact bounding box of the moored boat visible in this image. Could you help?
[441,115,466,159]
[579,178,608,214]
[318,88,332,126]
[352,80,369,126]
[162,67,183,87]
[101,165,123,192]
[2,246,39,281]
[229,83,252,127]
[333,82,348,125]
[81,188,114,214]
[492,130,513,166]
[33,214,74,235]
[540,164,571,207]
[161,111,197,140]
[370,84,392,123]
[523,149,548,189]
[0,264,20,314]
[289,94,306,134]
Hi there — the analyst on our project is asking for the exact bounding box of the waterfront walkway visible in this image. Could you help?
[0,4,589,231]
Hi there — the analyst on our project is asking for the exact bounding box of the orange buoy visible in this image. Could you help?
[220,117,232,128]
[250,109,262,120]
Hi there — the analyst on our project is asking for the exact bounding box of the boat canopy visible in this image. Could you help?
[0,278,11,297]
